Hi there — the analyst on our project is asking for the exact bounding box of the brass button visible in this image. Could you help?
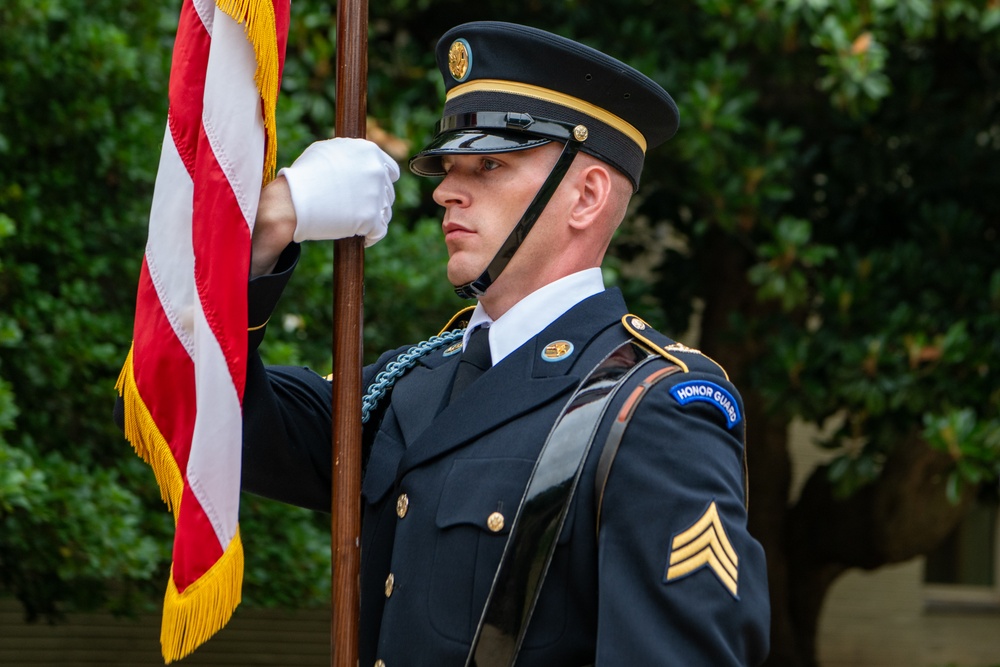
[375,661,386,667]
[487,511,505,533]
[385,573,395,598]
[396,493,409,519]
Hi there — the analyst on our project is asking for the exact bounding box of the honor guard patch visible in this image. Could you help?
[665,501,739,598]
[669,380,741,429]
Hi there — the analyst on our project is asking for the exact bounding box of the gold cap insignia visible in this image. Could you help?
[573,124,589,142]
[665,501,739,597]
[448,39,471,82]
[541,340,574,362]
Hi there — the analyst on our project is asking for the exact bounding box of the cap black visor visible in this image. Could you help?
[409,130,551,176]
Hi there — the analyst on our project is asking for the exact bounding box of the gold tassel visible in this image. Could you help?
[160,529,245,664]
[216,0,282,183]
[115,344,184,513]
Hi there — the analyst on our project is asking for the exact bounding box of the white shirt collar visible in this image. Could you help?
[462,267,606,364]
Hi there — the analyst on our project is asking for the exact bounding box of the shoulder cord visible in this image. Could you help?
[360,328,466,424]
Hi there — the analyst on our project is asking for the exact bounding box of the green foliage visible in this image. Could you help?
[0,442,166,619]
[924,408,1000,504]
[0,0,177,619]
[239,495,331,608]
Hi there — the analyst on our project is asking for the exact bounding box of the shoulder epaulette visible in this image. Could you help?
[621,314,730,380]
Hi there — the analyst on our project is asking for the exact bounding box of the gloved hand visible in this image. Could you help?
[279,137,400,246]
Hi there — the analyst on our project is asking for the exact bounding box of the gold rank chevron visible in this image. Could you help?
[666,501,739,597]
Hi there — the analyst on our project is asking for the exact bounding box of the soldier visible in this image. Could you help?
[242,21,770,666]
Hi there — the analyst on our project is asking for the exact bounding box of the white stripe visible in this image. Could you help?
[202,8,265,232]
[185,8,264,546]
[192,0,215,35]
[145,124,196,357]
[187,296,242,545]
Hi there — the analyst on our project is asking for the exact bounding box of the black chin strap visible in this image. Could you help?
[454,138,583,299]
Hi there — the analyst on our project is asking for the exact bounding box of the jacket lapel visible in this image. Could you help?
[390,341,459,445]
[395,289,629,475]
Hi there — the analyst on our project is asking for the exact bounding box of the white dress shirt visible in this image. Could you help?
[461,268,606,365]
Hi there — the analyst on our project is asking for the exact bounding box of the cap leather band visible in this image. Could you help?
[447,78,647,152]
[437,111,581,142]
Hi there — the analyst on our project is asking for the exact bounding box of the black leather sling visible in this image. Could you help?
[465,339,663,667]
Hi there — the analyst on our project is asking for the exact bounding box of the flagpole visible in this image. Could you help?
[331,0,368,664]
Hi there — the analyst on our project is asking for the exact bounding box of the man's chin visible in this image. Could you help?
[447,262,486,289]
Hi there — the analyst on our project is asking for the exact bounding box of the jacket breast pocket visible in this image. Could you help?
[428,456,566,648]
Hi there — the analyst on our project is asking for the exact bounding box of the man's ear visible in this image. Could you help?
[567,163,613,230]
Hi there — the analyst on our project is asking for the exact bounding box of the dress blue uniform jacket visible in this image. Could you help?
[241,245,770,666]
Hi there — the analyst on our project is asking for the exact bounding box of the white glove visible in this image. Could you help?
[279,137,400,246]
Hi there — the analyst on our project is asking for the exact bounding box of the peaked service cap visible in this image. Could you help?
[409,21,679,190]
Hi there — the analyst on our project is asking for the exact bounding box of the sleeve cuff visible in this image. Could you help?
[248,243,300,347]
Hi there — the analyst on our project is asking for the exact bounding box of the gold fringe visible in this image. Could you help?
[115,344,184,513]
[161,529,245,664]
[215,0,281,183]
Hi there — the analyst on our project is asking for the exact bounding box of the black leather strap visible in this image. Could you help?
[454,137,582,299]
[466,340,659,667]
[593,362,682,534]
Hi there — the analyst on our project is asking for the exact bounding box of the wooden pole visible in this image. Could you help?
[331,0,368,665]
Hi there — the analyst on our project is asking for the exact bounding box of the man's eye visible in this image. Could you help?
[482,159,500,171]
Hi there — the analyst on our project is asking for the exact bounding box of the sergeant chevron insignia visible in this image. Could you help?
[664,501,739,597]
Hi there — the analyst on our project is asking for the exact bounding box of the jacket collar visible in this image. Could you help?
[392,289,628,474]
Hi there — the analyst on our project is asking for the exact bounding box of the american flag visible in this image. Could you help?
[116,0,289,661]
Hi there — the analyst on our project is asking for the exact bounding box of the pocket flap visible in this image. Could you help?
[435,458,535,535]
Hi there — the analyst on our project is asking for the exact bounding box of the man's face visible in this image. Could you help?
[432,142,565,288]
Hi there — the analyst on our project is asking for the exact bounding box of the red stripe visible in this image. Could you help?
[275,0,290,85]
[173,484,226,592]
[168,1,211,179]
[192,131,251,403]
[132,262,197,473]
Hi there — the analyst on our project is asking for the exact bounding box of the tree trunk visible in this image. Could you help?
[695,228,978,666]
[696,228,804,665]
[783,432,977,665]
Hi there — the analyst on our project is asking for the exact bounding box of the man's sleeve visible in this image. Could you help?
[595,370,770,665]
[241,243,336,511]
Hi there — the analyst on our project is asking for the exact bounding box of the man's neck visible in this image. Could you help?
[477,263,598,320]
[468,267,606,365]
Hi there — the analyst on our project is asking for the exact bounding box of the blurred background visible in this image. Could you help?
[1,0,998,665]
